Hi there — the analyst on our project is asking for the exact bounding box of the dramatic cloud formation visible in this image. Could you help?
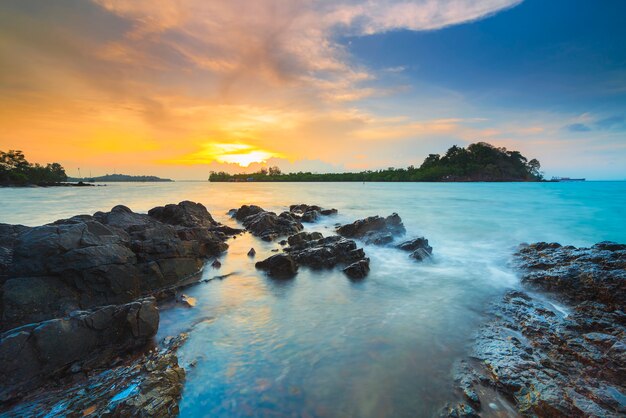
[1,0,625,179]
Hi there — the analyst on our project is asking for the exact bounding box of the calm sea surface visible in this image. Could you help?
[1,182,625,417]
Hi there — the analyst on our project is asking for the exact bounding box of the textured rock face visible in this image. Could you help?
[148,200,217,228]
[1,202,228,330]
[516,241,625,306]
[446,242,626,417]
[343,259,370,279]
[289,204,337,223]
[284,234,368,271]
[397,237,433,261]
[0,298,159,402]
[337,213,406,245]
[232,205,303,241]
[2,334,187,417]
[255,253,298,278]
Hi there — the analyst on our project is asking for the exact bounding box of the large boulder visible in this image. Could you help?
[148,200,217,228]
[255,254,298,278]
[0,298,159,402]
[1,202,228,330]
[337,213,406,245]
[232,205,303,241]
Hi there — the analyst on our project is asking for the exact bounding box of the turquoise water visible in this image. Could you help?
[1,182,625,417]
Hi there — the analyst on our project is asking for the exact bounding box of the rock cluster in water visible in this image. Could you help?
[336,213,406,245]
[230,205,304,241]
[0,201,232,414]
[444,241,626,417]
[289,204,338,222]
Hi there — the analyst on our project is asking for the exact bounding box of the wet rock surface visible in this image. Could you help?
[283,232,369,274]
[446,242,626,417]
[289,204,338,223]
[0,298,159,402]
[1,202,228,330]
[397,237,433,261]
[2,334,187,417]
[255,253,298,278]
[337,213,406,245]
[231,205,303,241]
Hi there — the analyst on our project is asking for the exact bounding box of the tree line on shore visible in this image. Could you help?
[0,150,67,185]
[209,142,543,182]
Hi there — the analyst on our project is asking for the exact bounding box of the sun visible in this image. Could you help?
[216,150,275,167]
[173,143,281,167]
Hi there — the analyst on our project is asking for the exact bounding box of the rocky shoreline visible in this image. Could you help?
[0,200,431,415]
[1,200,623,417]
[444,242,626,417]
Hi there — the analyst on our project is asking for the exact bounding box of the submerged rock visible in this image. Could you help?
[255,253,298,278]
[0,298,159,402]
[232,205,303,241]
[1,202,229,330]
[448,242,626,417]
[337,213,406,245]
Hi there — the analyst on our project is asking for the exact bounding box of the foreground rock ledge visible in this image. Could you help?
[0,201,228,330]
[0,298,159,402]
[444,241,626,417]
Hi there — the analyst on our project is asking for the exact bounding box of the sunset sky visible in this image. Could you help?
[1,0,625,179]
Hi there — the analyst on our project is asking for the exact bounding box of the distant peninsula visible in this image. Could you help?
[209,142,544,182]
[68,174,174,183]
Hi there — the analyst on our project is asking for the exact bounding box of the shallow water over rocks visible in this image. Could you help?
[1,181,625,417]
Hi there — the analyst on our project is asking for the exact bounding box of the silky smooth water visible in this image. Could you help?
[1,182,625,417]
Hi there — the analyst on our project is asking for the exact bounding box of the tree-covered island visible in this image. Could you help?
[209,142,543,182]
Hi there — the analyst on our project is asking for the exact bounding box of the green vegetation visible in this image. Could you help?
[0,150,68,185]
[67,174,173,182]
[209,142,543,182]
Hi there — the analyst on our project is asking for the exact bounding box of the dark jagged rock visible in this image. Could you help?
[211,259,221,268]
[247,248,256,257]
[232,205,303,241]
[3,334,187,417]
[0,298,159,402]
[255,254,298,278]
[287,231,323,248]
[289,204,337,223]
[449,242,626,417]
[397,237,433,261]
[337,213,406,245]
[343,259,370,279]
[516,241,626,306]
[1,202,228,330]
[284,234,368,271]
[148,200,217,228]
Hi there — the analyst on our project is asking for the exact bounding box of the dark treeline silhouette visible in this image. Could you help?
[67,174,173,182]
[0,150,68,185]
[209,142,543,182]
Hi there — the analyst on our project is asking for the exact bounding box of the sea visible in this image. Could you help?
[1,181,625,417]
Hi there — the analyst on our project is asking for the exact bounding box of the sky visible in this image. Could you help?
[0,0,625,180]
